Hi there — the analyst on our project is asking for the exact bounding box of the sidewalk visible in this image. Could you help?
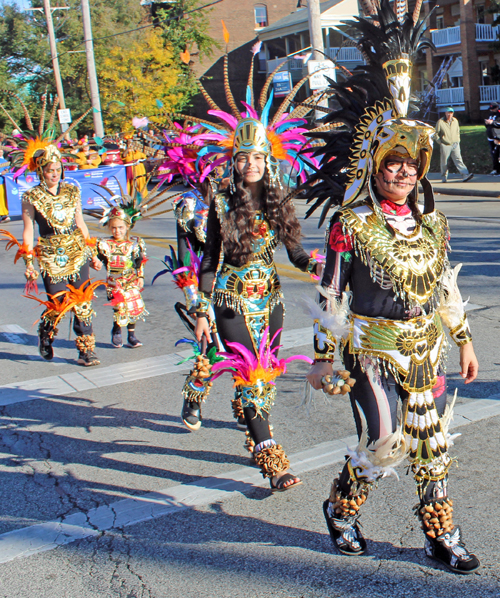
[426,172,500,198]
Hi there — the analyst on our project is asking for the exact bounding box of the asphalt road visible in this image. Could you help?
[0,192,499,598]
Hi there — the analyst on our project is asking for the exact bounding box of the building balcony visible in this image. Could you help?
[436,86,464,107]
[265,47,364,77]
[479,84,500,103]
[435,85,500,108]
[327,47,364,63]
[266,57,304,75]
[432,24,500,48]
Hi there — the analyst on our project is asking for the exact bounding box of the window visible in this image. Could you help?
[255,4,268,28]
[477,4,485,24]
[436,16,444,30]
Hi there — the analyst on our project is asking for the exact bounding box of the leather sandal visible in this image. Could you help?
[270,473,302,493]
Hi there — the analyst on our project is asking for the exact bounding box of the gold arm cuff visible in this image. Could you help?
[196,292,210,314]
[448,313,472,347]
[313,319,337,360]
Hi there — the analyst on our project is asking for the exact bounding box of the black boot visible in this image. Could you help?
[127,325,142,348]
[181,399,202,431]
[418,499,480,574]
[424,528,480,574]
[76,334,100,367]
[323,479,368,555]
[111,323,122,348]
[38,320,56,361]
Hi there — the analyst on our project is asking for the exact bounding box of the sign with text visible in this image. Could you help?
[272,70,292,97]
[3,165,128,216]
[57,109,72,124]
[307,60,336,90]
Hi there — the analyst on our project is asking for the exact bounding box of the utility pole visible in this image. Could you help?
[27,2,70,132]
[81,0,104,137]
[307,0,324,60]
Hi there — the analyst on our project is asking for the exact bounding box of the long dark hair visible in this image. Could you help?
[197,177,215,206]
[407,185,423,225]
[220,170,302,266]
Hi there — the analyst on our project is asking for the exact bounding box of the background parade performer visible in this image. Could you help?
[304,0,480,574]
[0,93,104,366]
[97,207,148,349]
[142,118,239,430]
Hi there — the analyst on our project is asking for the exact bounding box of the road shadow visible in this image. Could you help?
[62,502,497,598]
[0,392,255,531]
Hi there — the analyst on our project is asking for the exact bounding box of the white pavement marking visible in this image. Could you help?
[0,396,499,564]
[0,302,486,406]
[0,325,29,335]
[0,327,312,407]
[0,324,66,365]
[0,301,486,407]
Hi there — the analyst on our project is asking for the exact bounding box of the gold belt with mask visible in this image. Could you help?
[37,229,92,283]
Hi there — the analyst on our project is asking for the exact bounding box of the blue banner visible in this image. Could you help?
[3,165,128,216]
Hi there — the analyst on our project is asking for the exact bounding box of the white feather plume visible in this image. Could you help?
[346,402,409,482]
[301,289,351,340]
[438,263,468,329]
[440,388,461,447]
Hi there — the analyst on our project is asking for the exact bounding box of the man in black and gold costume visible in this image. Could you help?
[305,0,480,575]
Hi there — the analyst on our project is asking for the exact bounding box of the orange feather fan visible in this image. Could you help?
[0,229,34,263]
[25,279,106,327]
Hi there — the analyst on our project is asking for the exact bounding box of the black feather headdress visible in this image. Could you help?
[303,0,435,226]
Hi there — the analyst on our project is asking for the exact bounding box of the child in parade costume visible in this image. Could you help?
[171,25,323,490]
[304,0,480,574]
[96,209,147,349]
[87,178,176,348]
[0,93,104,366]
[156,26,324,450]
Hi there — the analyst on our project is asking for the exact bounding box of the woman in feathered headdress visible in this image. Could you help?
[0,92,103,366]
[304,0,480,574]
[173,25,324,491]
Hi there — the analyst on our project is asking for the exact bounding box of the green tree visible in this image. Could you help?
[0,0,151,134]
[155,0,219,109]
[0,0,218,135]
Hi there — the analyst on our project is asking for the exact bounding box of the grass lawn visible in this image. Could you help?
[429,124,492,174]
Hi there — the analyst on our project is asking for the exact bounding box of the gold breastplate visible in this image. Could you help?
[341,207,448,305]
[24,184,79,234]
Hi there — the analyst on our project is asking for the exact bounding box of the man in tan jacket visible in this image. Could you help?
[435,107,473,183]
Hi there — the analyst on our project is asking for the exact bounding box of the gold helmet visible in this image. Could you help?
[33,144,64,181]
[233,119,270,155]
[371,118,434,180]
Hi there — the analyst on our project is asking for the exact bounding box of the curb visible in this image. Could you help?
[421,186,500,199]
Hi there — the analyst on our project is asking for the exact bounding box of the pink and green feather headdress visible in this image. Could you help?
[158,25,322,188]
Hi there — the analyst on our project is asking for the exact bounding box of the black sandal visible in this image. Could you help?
[270,473,302,493]
[323,499,367,555]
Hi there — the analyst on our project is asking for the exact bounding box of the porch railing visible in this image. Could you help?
[432,23,500,47]
[432,26,461,47]
[475,23,500,41]
[436,87,464,105]
[266,57,287,75]
[266,49,364,75]
[328,47,364,62]
[480,85,500,102]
